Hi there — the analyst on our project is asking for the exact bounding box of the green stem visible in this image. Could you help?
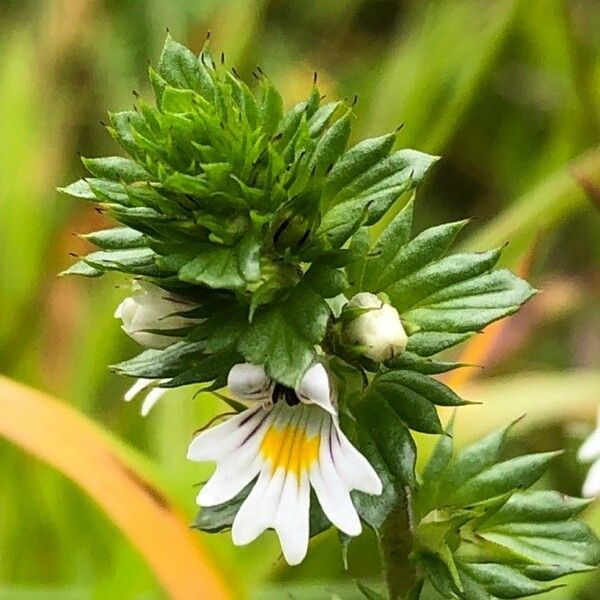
[379,485,418,600]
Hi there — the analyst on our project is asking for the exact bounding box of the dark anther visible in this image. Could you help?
[352,95,358,107]
[220,52,225,65]
[272,218,290,245]
[272,383,300,406]
[283,387,300,406]
[313,71,318,84]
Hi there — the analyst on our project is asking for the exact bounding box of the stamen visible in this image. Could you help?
[271,382,300,406]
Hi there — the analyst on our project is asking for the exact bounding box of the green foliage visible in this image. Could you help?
[355,198,536,352]
[413,421,600,599]
[60,34,440,387]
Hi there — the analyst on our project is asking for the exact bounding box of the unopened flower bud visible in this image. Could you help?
[271,192,320,253]
[342,292,407,362]
[114,281,199,349]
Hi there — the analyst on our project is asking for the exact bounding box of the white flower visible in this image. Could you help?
[578,407,600,497]
[114,281,199,349]
[124,377,171,416]
[188,362,382,565]
[342,292,407,362]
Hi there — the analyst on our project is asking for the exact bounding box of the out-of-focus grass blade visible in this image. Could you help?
[454,370,600,446]
[363,0,518,152]
[0,375,233,600]
[462,148,600,264]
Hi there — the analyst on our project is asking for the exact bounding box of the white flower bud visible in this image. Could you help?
[343,292,407,362]
[114,281,198,349]
[227,363,272,401]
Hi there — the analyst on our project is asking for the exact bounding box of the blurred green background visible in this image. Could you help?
[1,0,599,598]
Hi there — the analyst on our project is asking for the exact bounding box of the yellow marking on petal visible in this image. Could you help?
[260,420,320,480]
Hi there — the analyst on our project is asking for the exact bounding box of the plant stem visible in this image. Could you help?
[379,485,418,599]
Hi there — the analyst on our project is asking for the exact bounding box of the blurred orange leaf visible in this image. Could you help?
[0,375,232,600]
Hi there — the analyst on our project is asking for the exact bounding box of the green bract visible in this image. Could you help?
[60,34,533,389]
[413,419,600,599]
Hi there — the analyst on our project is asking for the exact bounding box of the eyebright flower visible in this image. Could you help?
[114,281,200,349]
[124,377,171,416]
[578,407,600,497]
[342,292,407,362]
[187,362,382,565]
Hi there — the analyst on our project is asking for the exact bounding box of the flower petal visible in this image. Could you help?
[124,378,154,402]
[296,363,336,415]
[583,459,600,497]
[227,363,273,402]
[579,427,600,463]
[274,471,310,565]
[232,467,285,546]
[309,415,362,536]
[188,407,267,462]
[197,451,263,507]
[332,424,382,495]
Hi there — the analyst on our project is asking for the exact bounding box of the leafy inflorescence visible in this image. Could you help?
[61,35,597,598]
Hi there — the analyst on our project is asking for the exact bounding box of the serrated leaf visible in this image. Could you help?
[378,370,469,407]
[353,395,416,487]
[308,101,341,137]
[404,270,536,334]
[367,218,469,292]
[324,133,396,202]
[449,452,561,507]
[337,150,438,206]
[57,178,96,199]
[459,562,555,598]
[405,331,475,357]
[59,260,103,278]
[162,348,241,388]
[82,227,145,250]
[418,424,600,599]
[365,372,445,435]
[179,247,245,290]
[439,425,513,494]
[238,283,329,388]
[303,263,349,298]
[387,249,502,314]
[237,230,262,283]
[108,110,146,156]
[158,34,214,99]
[386,351,464,374]
[82,247,164,277]
[362,196,414,291]
[309,111,352,178]
[82,156,150,183]
[259,77,284,137]
[111,341,205,378]
[498,493,591,529]
[340,415,399,530]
